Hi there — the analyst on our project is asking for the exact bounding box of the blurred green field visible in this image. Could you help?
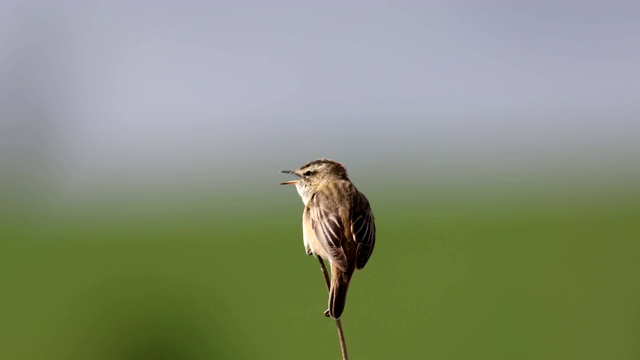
[1,179,639,359]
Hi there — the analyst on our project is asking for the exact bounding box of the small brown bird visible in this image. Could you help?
[281,159,376,319]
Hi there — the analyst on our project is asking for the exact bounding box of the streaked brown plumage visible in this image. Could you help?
[281,159,376,319]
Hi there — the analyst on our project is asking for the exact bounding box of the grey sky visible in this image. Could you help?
[2,1,639,192]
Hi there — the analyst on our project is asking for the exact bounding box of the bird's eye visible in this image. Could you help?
[304,171,312,177]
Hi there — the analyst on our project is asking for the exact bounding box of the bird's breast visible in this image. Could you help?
[302,208,328,259]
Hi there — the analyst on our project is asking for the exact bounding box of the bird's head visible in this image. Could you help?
[280,159,348,204]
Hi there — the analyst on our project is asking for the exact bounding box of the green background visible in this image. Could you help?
[2,173,638,359]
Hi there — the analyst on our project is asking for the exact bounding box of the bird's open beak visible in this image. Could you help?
[280,170,299,185]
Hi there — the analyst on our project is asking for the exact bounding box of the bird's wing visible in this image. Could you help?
[309,193,349,272]
[352,193,376,269]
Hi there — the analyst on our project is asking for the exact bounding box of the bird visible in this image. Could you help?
[280,159,376,319]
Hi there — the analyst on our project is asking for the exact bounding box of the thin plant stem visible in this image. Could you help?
[316,256,349,360]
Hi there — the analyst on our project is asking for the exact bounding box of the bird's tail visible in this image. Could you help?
[328,265,352,319]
